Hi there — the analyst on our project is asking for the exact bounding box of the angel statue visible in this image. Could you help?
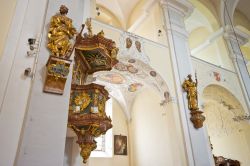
[47,5,77,58]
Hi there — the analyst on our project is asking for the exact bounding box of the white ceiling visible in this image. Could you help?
[96,0,141,27]
[185,8,213,33]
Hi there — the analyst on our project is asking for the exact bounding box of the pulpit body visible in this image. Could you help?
[66,18,119,163]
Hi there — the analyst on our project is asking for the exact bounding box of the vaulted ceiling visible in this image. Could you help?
[96,0,141,28]
[236,0,250,22]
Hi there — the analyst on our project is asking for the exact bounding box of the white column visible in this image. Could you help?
[161,0,214,165]
[15,1,92,166]
[0,0,48,166]
[224,27,250,110]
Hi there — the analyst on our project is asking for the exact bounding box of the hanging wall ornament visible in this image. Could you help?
[44,5,76,94]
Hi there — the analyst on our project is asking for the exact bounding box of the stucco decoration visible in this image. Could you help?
[92,56,171,120]
[118,32,150,64]
[202,85,246,137]
[97,72,126,84]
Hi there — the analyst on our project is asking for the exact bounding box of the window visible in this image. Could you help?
[91,99,113,157]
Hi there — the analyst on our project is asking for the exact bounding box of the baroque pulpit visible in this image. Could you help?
[67,18,118,163]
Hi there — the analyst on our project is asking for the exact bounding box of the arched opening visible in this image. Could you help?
[129,88,186,166]
[185,0,234,70]
[202,84,250,165]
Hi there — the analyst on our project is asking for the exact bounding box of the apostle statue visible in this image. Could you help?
[47,5,76,58]
[182,74,199,111]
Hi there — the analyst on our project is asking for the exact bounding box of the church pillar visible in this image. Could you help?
[14,1,93,166]
[224,27,250,110]
[160,0,214,165]
[0,0,48,166]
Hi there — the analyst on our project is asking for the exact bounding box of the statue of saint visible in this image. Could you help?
[47,5,76,58]
[182,74,199,111]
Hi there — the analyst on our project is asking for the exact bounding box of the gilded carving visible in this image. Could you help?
[182,74,205,129]
[182,74,199,111]
[47,60,70,79]
[43,56,71,94]
[74,92,91,112]
[68,84,112,163]
[47,5,76,58]
[67,19,118,163]
[44,5,76,94]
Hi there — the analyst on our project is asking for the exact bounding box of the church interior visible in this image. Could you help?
[0,0,250,166]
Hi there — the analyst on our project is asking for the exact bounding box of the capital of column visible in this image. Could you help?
[224,25,249,46]
[160,0,193,39]
[160,0,193,18]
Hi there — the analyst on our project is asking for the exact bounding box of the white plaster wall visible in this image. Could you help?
[193,57,250,165]
[0,0,16,59]
[87,21,188,165]
[129,89,179,166]
[212,128,250,165]
[64,138,74,166]
[15,1,88,166]
[0,1,48,165]
[132,3,168,46]
[192,57,249,112]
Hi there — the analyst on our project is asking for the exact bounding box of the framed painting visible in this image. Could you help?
[114,135,127,155]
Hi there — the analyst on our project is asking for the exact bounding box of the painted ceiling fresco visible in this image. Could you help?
[89,32,171,120]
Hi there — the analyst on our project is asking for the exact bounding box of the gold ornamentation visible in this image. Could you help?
[44,5,76,94]
[43,56,71,94]
[74,92,91,111]
[85,18,93,37]
[47,5,76,58]
[182,74,205,129]
[80,143,97,163]
[67,19,118,163]
[68,84,112,163]
[182,74,199,111]
[47,61,70,80]
[190,110,206,129]
[74,19,119,77]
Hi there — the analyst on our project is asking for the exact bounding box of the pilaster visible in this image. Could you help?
[0,0,48,166]
[224,26,250,110]
[161,0,214,165]
[15,1,91,166]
